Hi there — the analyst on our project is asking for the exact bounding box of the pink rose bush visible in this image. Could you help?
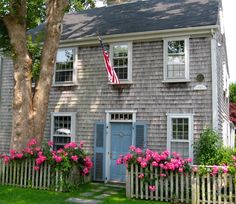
[0,138,93,178]
[117,146,192,173]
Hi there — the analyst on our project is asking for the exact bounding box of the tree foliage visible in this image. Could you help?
[230,82,236,103]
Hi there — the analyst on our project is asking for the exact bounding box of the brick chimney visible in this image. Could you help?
[106,0,134,5]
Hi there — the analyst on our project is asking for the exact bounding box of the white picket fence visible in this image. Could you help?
[126,164,236,204]
[0,159,89,191]
[0,159,64,191]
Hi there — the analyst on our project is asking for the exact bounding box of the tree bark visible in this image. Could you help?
[3,0,69,151]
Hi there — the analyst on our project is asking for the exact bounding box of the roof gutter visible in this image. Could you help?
[59,25,219,47]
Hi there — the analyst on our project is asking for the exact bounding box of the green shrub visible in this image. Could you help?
[194,128,222,165]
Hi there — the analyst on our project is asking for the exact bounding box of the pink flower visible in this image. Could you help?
[152,161,158,167]
[48,141,53,147]
[116,158,123,165]
[160,173,166,177]
[83,167,89,175]
[3,156,10,163]
[84,156,93,169]
[53,155,62,163]
[178,167,184,173]
[16,153,23,159]
[211,166,219,175]
[140,160,147,168]
[185,158,192,163]
[149,185,156,192]
[64,142,77,149]
[233,156,236,161]
[34,148,41,152]
[57,148,64,154]
[71,155,78,162]
[138,173,144,179]
[135,148,142,154]
[27,138,37,147]
[222,166,228,173]
[129,145,136,152]
[10,149,16,156]
[34,166,40,171]
[79,141,84,148]
[192,167,198,173]
[137,157,142,163]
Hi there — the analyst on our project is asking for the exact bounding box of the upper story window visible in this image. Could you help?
[163,37,189,82]
[54,48,77,85]
[110,42,132,83]
[51,112,76,150]
[167,114,193,159]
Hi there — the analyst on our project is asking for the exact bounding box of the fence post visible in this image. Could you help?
[191,172,197,204]
[126,168,131,198]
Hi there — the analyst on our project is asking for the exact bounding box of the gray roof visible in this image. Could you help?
[30,0,219,41]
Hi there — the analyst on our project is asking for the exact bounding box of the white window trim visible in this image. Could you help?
[50,112,76,145]
[166,113,193,159]
[53,47,78,86]
[109,42,132,84]
[163,37,190,83]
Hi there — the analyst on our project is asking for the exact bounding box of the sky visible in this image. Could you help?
[222,0,236,82]
[96,0,236,82]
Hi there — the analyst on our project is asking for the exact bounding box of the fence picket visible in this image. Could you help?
[130,164,134,198]
[201,175,205,203]
[213,174,216,204]
[135,165,139,199]
[229,174,233,204]
[140,168,143,199]
[150,166,153,200]
[160,169,163,201]
[186,173,189,203]
[207,174,210,204]
[155,168,158,200]
[218,173,222,204]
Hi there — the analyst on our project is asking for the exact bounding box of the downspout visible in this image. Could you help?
[211,29,219,131]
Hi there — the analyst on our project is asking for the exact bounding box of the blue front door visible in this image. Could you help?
[110,123,132,182]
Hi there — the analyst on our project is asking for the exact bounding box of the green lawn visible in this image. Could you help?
[0,183,170,204]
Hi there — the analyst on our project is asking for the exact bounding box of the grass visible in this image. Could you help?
[0,183,171,204]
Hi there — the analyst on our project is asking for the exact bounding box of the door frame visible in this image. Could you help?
[105,110,137,182]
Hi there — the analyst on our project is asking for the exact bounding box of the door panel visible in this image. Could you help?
[110,123,132,182]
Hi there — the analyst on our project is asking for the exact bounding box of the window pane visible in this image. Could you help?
[56,49,74,62]
[55,48,74,83]
[166,40,186,80]
[168,41,184,54]
[171,142,189,158]
[54,116,71,135]
[113,45,128,57]
[113,44,128,80]
[172,118,189,140]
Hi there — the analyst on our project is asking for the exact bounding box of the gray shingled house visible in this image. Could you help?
[0,0,232,182]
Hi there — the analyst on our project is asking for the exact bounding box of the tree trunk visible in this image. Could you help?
[3,0,69,151]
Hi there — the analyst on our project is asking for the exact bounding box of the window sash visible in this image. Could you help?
[54,48,76,84]
[51,113,76,150]
[164,38,189,81]
[110,42,132,82]
[167,114,193,159]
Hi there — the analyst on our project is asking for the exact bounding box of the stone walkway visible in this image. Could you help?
[66,184,124,204]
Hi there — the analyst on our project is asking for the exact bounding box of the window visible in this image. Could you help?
[164,37,189,82]
[54,48,77,85]
[51,112,76,150]
[167,114,193,158]
[110,42,132,82]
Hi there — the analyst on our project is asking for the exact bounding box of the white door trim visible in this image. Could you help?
[105,110,137,182]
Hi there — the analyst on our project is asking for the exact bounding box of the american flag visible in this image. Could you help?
[98,36,120,84]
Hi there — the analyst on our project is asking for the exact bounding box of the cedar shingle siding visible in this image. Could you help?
[0,56,13,152]
[41,37,212,152]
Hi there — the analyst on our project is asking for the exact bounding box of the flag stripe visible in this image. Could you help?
[99,37,120,84]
